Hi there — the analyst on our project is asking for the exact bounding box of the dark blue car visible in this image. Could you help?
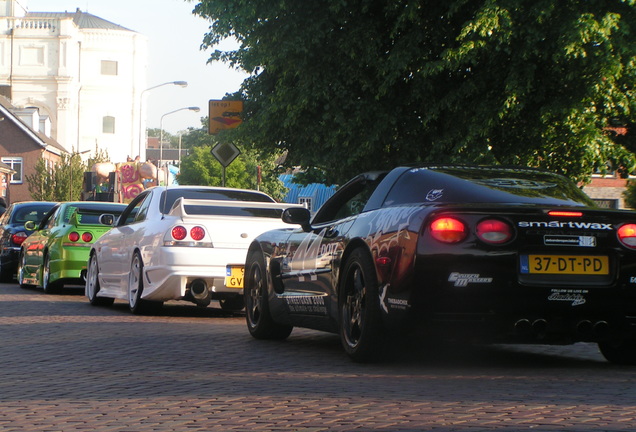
[0,201,57,282]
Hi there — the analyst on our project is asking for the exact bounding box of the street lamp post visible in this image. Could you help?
[137,81,188,160]
[158,106,200,185]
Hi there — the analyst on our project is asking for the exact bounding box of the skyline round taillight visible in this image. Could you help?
[81,232,93,243]
[430,217,467,243]
[617,224,636,249]
[171,226,187,241]
[190,226,205,241]
[11,231,27,246]
[476,219,513,244]
[68,232,80,242]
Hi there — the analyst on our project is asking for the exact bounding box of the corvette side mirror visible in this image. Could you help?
[282,207,312,232]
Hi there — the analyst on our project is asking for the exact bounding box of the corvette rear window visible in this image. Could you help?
[384,166,596,207]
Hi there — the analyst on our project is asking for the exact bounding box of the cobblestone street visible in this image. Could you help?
[1,283,635,431]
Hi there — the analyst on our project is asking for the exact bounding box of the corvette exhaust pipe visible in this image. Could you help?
[514,319,532,335]
[593,321,610,337]
[532,319,547,336]
[576,320,593,337]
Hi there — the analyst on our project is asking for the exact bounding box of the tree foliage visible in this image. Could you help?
[26,148,110,201]
[624,180,636,209]
[191,0,636,185]
[178,119,288,200]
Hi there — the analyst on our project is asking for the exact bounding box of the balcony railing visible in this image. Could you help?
[3,18,58,32]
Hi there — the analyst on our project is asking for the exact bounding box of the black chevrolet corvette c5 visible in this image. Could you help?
[244,165,636,363]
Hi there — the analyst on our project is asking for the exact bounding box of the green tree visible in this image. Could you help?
[191,0,636,185]
[624,180,636,209]
[177,118,288,200]
[177,145,287,200]
[26,147,110,201]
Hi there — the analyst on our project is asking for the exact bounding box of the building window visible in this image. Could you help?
[1,157,23,184]
[299,197,313,212]
[103,116,115,134]
[101,60,118,76]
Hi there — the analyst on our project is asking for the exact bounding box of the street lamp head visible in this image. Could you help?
[188,107,201,112]
[173,81,188,87]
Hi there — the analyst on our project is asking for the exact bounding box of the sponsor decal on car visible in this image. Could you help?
[425,189,444,201]
[518,221,613,230]
[547,289,588,306]
[476,178,557,189]
[544,235,596,247]
[379,284,409,313]
[448,272,493,287]
[283,295,327,315]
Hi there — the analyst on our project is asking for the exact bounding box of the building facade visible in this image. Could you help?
[0,95,65,203]
[0,0,147,163]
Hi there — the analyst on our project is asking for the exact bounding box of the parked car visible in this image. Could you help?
[0,201,57,282]
[18,201,127,292]
[85,186,302,314]
[244,165,636,364]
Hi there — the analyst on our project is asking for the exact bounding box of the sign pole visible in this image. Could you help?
[208,100,244,188]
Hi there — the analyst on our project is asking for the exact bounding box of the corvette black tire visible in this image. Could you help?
[86,253,114,307]
[339,247,387,362]
[42,253,63,294]
[598,339,636,365]
[245,250,292,340]
[220,296,245,312]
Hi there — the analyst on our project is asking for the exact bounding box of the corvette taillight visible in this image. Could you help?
[617,224,636,249]
[81,232,93,243]
[190,226,205,241]
[68,232,80,242]
[476,219,513,244]
[11,232,27,246]
[430,217,467,243]
[172,226,187,241]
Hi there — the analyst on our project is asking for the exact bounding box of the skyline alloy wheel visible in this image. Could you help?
[244,250,292,340]
[86,254,114,307]
[339,248,385,362]
[128,252,146,314]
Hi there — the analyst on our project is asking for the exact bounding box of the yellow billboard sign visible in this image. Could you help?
[208,100,243,134]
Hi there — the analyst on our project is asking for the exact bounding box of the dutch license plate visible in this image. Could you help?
[520,255,609,275]
[225,265,245,288]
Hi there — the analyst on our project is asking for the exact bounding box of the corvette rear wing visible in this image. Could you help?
[168,198,304,219]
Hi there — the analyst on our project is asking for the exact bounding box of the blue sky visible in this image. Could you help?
[25,0,247,133]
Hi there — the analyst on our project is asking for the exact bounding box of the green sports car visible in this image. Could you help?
[18,201,127,292]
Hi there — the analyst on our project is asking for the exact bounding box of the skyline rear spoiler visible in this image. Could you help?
[168,198,304,218]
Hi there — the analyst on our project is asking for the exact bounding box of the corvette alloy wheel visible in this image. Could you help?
[245,250,292,339]
[339,248,386,362]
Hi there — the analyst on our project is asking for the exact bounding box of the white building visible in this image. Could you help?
[0,0,148,163]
